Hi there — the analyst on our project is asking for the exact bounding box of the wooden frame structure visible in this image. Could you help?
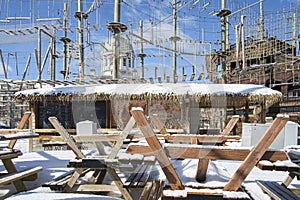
[48,116,133,199]
[0,112,42,193]
[126,108,290,197]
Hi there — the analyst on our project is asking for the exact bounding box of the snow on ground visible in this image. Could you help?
[1,140,300,199]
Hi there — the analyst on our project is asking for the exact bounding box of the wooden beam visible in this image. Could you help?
[161,134,225,144]
[107,168,133,200]
[130,107,184,190]
[73,184,119,192]
[150,114,168,134]
[8,111,31,149]
[0,166,42,185]
[223,115,289,191]
[126,144,288,162]
[48,117,85,159]
[221,115,239,136]
[195,159,209,182]
[108,116,135,159]
[2,158,26,192]
[0,129,31,134]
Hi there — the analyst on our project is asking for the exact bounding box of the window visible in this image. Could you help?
[128,57,131,68]
[123,58,127,67]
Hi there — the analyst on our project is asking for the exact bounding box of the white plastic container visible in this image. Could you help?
[241,121,298,150]
[76,120,97,136]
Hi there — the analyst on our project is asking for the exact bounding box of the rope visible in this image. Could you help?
[86,0,104,15]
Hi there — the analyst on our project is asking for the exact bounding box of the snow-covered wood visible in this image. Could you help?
[224,116,289,191]
[130,108,184,190]
[126,143,288,161]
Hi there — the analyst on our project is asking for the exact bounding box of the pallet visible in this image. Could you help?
[257,180,300,200]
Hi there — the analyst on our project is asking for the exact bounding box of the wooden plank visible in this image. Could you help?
[149,179,161,200]
[81,158,107,169]
[150,114,168,135]
[124,165,147,188]
[256,160,274,171]
[42,170,75,187]
[8,111,31,149]
[74,184,119,192]
[108,116,135,159]
[2,158,26,192]
[0,150,22,160]
[0,129,31,134]
[107,168,133,200]
[0,166,42,185]
[44,169,90,191]
[221,115,239,136]
[126,144,288,162]
[140,181,153,200]
[96,169,107,184]
[124,165,152,188]
[72,133,143,143]
[0,131,39,141]
[48,117,84,159]
[224,115,289,191]
[63,168,85,192]
[165,135,224,144]
[257,181,300,200]
[282,172,297,187]
[131,108,184,190]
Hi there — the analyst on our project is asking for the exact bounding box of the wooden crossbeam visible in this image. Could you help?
[48,117,84,159]
[8,111,31,149]
[126,144,288,162]
[162,134,225,144]
[221,115,239,136]
[224,115,289,191]
[0,129,31,134]
[150,114,168,135]
[131,107,184,190]
[108,116,135,159]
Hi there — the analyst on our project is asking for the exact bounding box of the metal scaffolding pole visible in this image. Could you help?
[138,20,146,80]
[259,0,264,40]
[78,0,84,81]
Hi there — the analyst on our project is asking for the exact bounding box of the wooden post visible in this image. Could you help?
[195,159,209,182]
[224,114,289,191]
[191,137,209,182]
[150,114,168,135]
[221,115,239,136]
[131,107,184,190]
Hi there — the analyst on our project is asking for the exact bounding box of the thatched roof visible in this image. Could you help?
[15,83,282,108]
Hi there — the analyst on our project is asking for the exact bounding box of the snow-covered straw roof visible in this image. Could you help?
[15,83,282,108]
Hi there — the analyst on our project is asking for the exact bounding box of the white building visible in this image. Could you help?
[101,36,135,79]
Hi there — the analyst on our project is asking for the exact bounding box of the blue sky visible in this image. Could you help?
[0,0,299,82]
